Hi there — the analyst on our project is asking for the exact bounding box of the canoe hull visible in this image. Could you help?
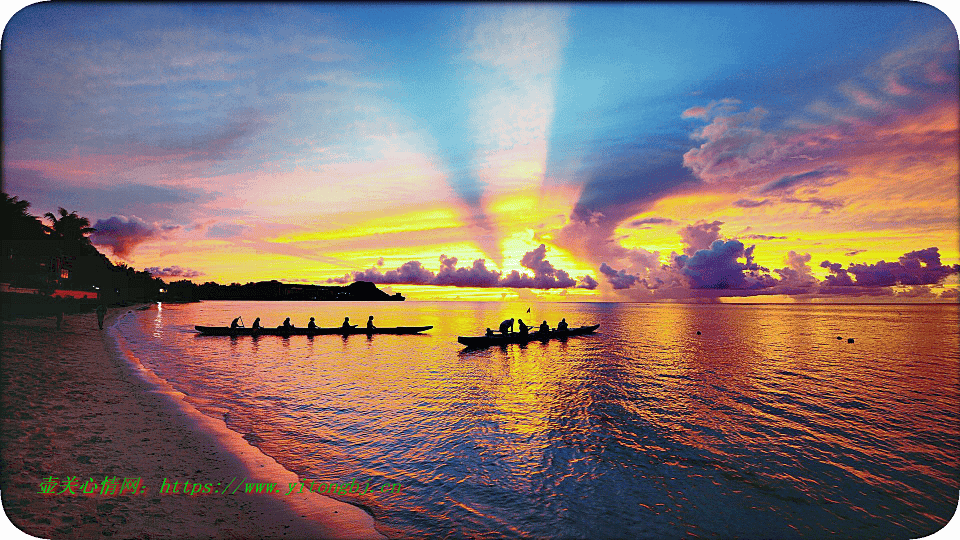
[457,324,600,348]
[195,325,432,336]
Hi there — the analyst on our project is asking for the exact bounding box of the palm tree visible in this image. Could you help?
[1,192,46,240]
[43,207,96,255]
[2,193,54,286]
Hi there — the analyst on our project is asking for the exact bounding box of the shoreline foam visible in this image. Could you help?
[1,307,384,539]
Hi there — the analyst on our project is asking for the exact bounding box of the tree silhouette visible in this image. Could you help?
[1,192,47,240]
[43,207,97,256]
[0,194,165,301]
[2,193,56,287]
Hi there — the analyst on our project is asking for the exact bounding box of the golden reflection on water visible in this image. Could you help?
[152,302,163,338]
[116,301,958,538]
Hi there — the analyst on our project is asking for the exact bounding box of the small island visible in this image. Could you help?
[163,279,404,302]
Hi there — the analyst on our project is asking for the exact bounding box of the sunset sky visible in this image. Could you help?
[3,3,958,301]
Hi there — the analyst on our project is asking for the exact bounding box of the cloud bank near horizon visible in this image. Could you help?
[327,244,598,290]
[595,219,959,300]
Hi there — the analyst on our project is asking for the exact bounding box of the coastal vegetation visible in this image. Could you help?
[1,192,399,316]
[1,192,165,315]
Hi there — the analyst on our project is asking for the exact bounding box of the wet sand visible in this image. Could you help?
[1,308,384,539]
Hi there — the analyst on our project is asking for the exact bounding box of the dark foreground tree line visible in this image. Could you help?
[1,193,401,317]
[1,192,165,315]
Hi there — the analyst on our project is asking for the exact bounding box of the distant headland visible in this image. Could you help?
[163,280,403,302]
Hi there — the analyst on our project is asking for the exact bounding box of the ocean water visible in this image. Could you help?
[111,301,959,539]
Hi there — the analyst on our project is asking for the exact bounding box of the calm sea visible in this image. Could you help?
[110,301,959,539]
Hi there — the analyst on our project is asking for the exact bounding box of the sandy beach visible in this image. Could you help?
[0,307,384,539]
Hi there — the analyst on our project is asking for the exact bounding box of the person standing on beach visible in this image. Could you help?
[96,304,106,330]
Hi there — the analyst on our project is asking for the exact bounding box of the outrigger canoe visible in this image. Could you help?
[195,325,432,336]
[457,324,600,348]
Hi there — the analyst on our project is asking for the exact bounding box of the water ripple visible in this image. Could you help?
[116,301,958,538]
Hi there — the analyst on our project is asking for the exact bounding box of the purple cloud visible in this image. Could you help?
[576,274,599,290]
[820,248,959,289]
[679,220,724,256]
[91,215,178,259]
[940,289,959,300]
[733,198,771,208]
[351,260,437,285]
[675,240,778,290]
[895,285,937,299]
[758,165,847,194]
[781,196,844,212]
[514,244,577,288]
[630,216,676,227]
[595,234,957,300]
[328,246,593,290]
[433,255,502,287]
[820,261,856,286]
[206,223,248,239]
[846,247,960,287]
[147,265,204,279]
[681,103,785,184]
[600,222,779,294]
[773,251,817,288]
[598,262,639,290]
[740,234,788,241]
